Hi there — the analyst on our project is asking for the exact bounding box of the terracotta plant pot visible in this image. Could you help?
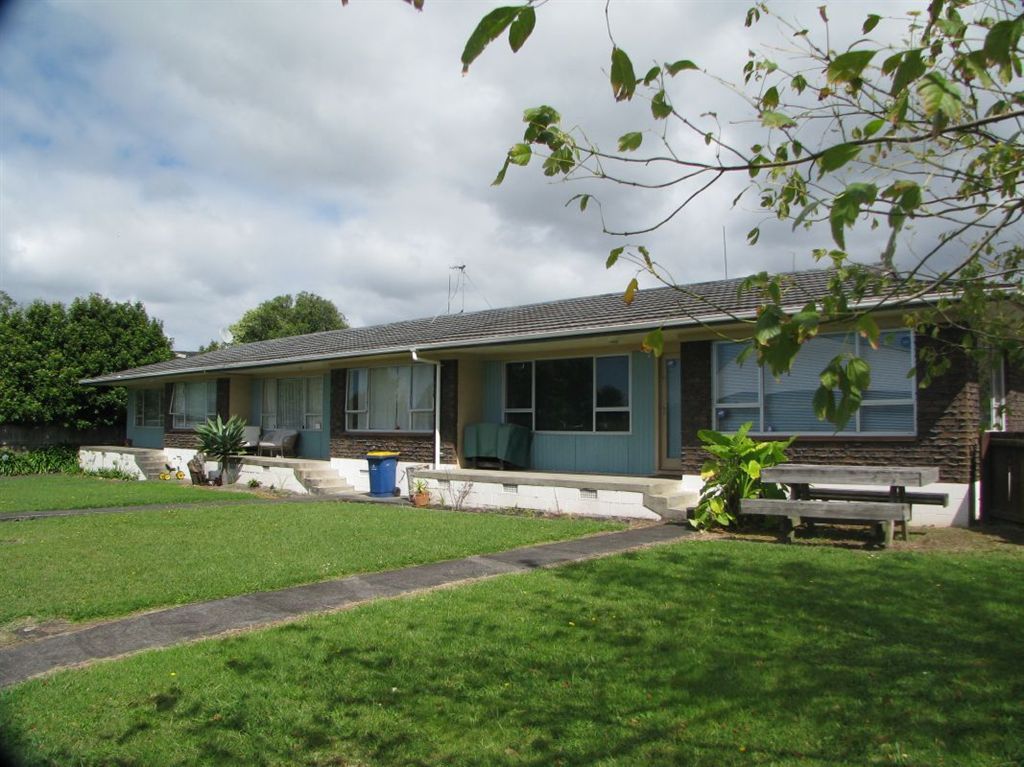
[412,491,430,507]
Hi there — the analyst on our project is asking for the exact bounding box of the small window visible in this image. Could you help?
[133,388,163,428]
[170,381,217,429]
[345,364,435,433]
[712,331,916,435]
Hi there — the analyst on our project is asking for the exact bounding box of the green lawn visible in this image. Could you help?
[2,541,1021,766]
[0,503,620,627]
[0,474,255,513]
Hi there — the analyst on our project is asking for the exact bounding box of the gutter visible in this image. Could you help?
[80,291,957,386]
[410,349,442,468]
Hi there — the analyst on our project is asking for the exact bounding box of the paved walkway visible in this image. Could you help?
[0,524,691,688]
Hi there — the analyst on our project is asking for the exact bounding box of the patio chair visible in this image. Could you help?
[241,425,261,453]
[257,429,299,457]
[187,453,217,486]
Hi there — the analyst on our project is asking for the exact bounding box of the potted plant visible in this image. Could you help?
[411,478,431,507]
[195,415,247,486]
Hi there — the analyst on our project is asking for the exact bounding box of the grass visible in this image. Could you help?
[2,540,1022,766]
[0,474,255,514]
[0,503,621,628]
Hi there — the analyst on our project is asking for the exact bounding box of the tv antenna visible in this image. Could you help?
[447,264,466,314]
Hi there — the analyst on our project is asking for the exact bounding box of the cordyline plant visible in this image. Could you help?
[692,424,793,530]
[195,415,247,480]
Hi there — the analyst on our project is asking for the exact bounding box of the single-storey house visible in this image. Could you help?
[81,268,1021,526]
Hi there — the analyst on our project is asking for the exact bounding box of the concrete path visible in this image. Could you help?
[0,524,691,688]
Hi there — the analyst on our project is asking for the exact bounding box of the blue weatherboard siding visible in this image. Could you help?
[251,376,330,460]
[125,390,164,449]
[482,352,655,475]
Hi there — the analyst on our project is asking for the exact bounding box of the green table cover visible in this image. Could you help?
[463,423,532,468]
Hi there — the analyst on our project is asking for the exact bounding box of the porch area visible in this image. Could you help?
[411,467,697,521]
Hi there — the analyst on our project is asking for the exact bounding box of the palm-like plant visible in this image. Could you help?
[195,415,247,483]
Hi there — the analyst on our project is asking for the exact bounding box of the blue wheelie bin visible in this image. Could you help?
[366,451,400,497]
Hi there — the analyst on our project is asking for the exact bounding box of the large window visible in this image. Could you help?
[713,331,916,435]
[133,388,163,428]
[262,376,324,431]
[503,355,631,433]
[345,364,434,432]
[170,381,217,429]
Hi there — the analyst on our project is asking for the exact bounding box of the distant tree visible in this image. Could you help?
[227,292,348,343]
[0,294,173,429]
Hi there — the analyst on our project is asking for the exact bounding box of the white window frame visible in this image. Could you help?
[502,354,632,435]
[133,388,164,428]
[261,376,324,431]
[344,364,435,433]
[711,332,917,436]
[170,381,217,430]
[989,354,1007,432]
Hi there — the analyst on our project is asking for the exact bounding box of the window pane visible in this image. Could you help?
[861,331,914,400]
[505,411,533,429]
[276,379,303,429]
[411,411,433,431]
[715,343,758,404]
[860,404,914,433]
[347,412,367,430]
[143,389,162,427]
[306,377,323,415]
[411,364,434,412]
[347,370,365,412]
[764,334,852,433]
[716,407,760,432]
[535,358,592,431]
[206,382,217,418]
[505,362,533,409]
[596,410,629,432]
[596,356,629,407]
[188,383,207,425]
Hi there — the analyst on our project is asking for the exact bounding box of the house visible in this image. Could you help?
[81,268,1020,526]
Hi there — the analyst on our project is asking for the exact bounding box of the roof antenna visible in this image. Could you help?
[447,264,466,314]
[722,227,728,279]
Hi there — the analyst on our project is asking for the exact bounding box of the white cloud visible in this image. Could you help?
[1,0,894,348]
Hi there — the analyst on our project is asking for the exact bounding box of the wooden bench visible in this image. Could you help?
[742,498,911,546]
[740,464,944,547]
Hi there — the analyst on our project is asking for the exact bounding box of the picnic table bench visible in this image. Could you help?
[740,464,946,546]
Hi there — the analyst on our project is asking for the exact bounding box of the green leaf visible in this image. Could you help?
[916,71,962,119]
[618,131,643,152]
[508,143,531,166]
[665,59,698,75]
[606,246,624,269]
[651,90,672,119]
[491,156,511,186]
[610,47,637,101]
[747,227,760,245]
[461,6,520,73]
[761,110,796,128]
[578,194,590,212]
[761,86,779,110]
[862,14,881,34]
[641,328,664,356]
[508,6,535,53]
[791,73,808,94]
[863,118,885,138]
[826,49,876,84]
[642,65,661,86]
[623,277,639,305]
[856,314,880,349]
[828,182,878,249]
[817,143,862,177]
[890,48,925,96]
[812,384,833,421]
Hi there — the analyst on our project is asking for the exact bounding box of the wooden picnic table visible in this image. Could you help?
[743,464,944,546]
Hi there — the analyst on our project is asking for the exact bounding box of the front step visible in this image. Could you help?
[293,467,355,496]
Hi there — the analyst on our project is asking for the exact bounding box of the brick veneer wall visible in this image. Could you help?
[1005,357,1024,431]
[161,378,229,450]
[678,335,979,483]
[328,361,458,463]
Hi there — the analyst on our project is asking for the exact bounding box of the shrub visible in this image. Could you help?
[0,445,80,476]
[195,415,247,477]
[86,466,140,482]
[691,423,793,530]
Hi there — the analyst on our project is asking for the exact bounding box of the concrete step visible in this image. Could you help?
[643,490,698,522]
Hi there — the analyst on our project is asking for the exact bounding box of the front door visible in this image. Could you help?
[658,355,682,472]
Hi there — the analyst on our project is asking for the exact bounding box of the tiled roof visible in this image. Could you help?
[82,268,942,384]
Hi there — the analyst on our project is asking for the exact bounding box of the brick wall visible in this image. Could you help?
[329,361,458,464]
[679,335,979,483]
[1005,356,1024,431]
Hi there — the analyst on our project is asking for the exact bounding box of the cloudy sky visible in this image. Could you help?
[1,0,883,349]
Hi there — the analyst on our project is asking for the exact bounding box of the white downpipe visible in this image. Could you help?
[411,349,442,468]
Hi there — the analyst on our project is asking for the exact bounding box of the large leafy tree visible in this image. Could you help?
[0,295,174,429]
[458,0,1023,427]
[226,292,348,344]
